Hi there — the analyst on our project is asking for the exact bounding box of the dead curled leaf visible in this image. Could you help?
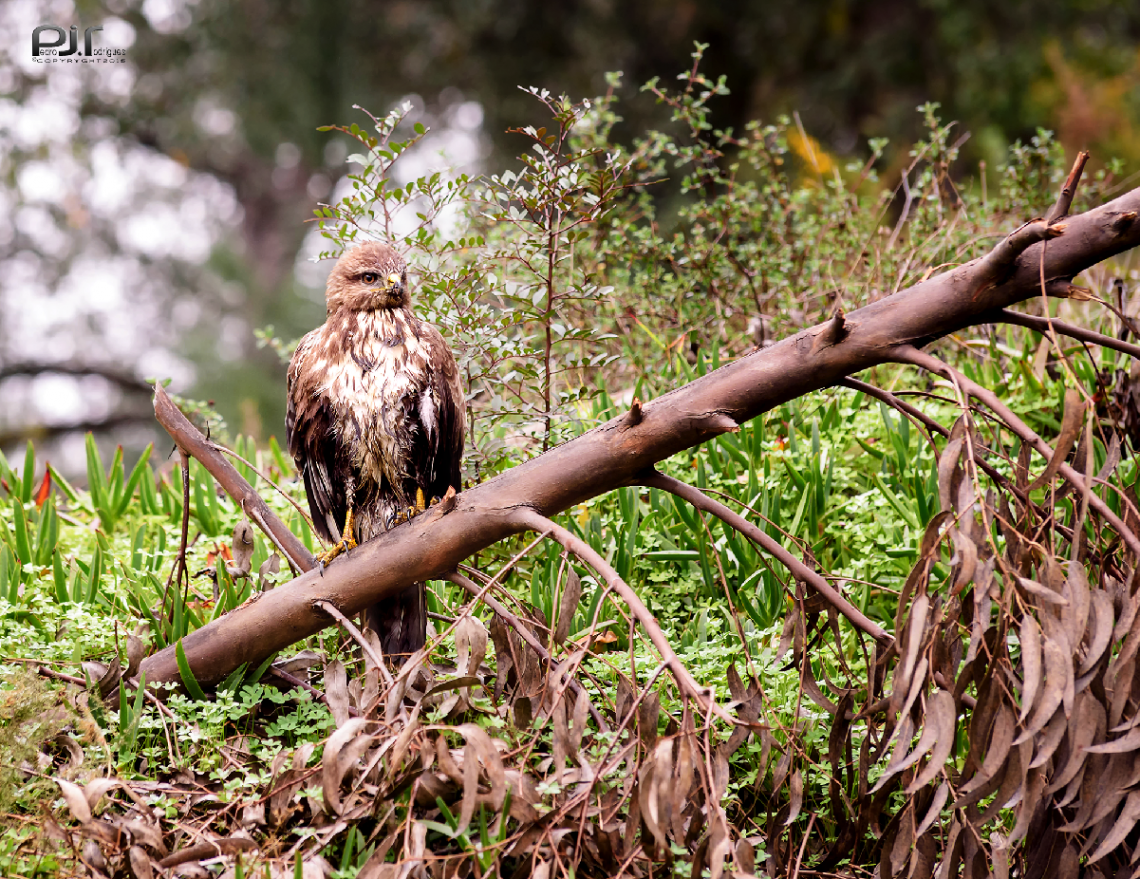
[1014,639,1069,744]
[1027,388,1085,491]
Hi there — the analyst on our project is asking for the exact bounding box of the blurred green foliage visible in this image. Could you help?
[5,0,1140,464]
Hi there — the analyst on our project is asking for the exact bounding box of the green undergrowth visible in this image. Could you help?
[4,47,1140,876]
[2,309,1136,874]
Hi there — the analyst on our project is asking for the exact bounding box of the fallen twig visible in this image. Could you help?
[641,470,892,645]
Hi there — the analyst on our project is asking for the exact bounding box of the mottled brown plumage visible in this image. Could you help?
[286,242,465,656]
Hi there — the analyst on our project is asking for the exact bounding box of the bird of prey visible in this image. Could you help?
[286,242,465,657]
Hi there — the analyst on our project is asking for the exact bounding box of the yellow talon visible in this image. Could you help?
[389,488,431,529]
[318,505,357,565]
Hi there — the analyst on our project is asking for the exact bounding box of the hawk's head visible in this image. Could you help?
[325,242,409,315]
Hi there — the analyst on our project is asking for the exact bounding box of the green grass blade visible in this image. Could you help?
[175,639,208,700]
[116,444,154,517]
[20,442,35,505]
[11,501,32,567]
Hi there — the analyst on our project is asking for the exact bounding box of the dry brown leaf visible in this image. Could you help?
[125,634,145,680]
[258,552,281,588]
[454,614,488,679]
[770,748,791,795]
[672,730,695,838]
[457,723,507,810]
[707,812,732,879]
[1079,753,1132,831]
[1015,638,1068,744]
[1018,614,1043,724]
[457,740,480,836]
[1029,704,1069,769]
[81,778,125,813]
[966,705,1014,795]
[229,519,255,577]
[977,739,1026,823]
[1110,657,1140,732]
[1048,693,1104,793]
[1084,725,1140,754]
[802,663,839,715]
[57,777,91,824]
[554,565,581,646]
[1017,576,1069,606]
[323,661,351,727]
[1063,563,1092,648]
[775,606,798,662]
[321,717,371,816]
[1009,766,1046,842]
[937,431,965,514]
[639,691,660,748]
[88,656,122,700]
[933,817,963,879]
[735,838,755,875]
[874,714,915,793]
[906,690,958,793]
[1087,789,1140,863]
[80,839,107,874]
[1078,590,1114,677]
[128,845,154,879]
[915,781,949,840]
[783,769,803,826]
[891,594,930,713]
[880,693,940,787]
[638,739,671,851]
[1027,388,1085,491]
[950,533,978,594]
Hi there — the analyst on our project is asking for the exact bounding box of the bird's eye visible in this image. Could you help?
[361,272,379,284]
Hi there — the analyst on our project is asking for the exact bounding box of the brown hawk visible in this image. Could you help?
[286,242,465,657]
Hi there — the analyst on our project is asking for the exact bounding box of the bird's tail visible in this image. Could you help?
[365,582,426,660]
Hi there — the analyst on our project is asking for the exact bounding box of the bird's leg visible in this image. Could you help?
[392,487,431,526]
[318,478,357,565]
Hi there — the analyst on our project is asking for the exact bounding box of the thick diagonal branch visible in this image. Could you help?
[640,470,891,645]
[139,184,1140,691]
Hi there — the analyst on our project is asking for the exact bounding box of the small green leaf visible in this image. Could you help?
[175,640,208,701]
[20,442,35,505]
[115,444,153,517]
[11,501,32,568]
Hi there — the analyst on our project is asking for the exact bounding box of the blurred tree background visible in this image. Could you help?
[3,0,1139,471]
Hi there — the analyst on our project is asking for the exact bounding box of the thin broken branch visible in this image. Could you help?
[640,469,891,645]
[892,344,1140,558]
[153,384,315,573]
[509,507,741,726]
[996,308,1140,361]
[974,219,1065,290]
[839,378,945,445]
[1046,150,1090,224]
[444,570,609,732]
[313,599,393,688]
